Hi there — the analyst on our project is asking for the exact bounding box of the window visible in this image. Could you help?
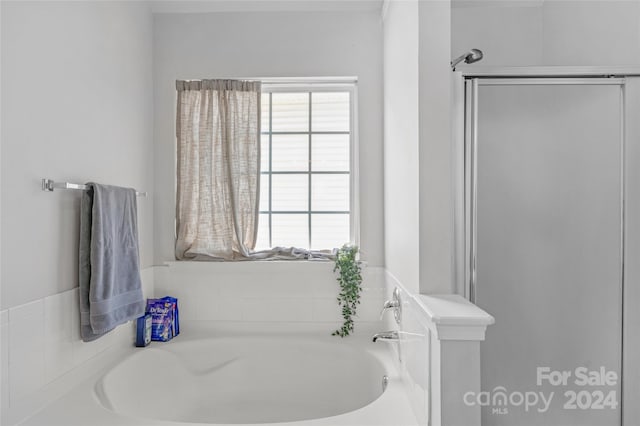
[255,84,356,251]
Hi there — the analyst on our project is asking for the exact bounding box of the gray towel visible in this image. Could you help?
[79,183,145,342]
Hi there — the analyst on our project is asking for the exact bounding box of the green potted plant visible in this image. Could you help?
[332,244,363,337]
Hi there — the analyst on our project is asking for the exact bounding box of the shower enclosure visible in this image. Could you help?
[455,70,640,426]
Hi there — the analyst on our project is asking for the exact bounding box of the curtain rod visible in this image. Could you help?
[177,77,358,85]
[259,77,358,85]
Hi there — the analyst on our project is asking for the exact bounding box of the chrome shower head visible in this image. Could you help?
[451,48,484,70]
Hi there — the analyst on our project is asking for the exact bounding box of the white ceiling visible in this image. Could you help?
[151,0,384,14]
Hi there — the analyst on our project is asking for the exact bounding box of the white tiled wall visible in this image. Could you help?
[0,267,154,425]
[384,271,431,426]
[8,300,45,403]
[399,292,431,425]
[154,262,386,324]
[44,291,74,384]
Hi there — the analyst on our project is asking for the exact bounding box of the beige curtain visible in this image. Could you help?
[175,79,261,260]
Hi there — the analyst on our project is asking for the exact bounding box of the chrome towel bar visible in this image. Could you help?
[41,178,147,197]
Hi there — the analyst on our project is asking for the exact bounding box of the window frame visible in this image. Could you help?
[258,81,360,251]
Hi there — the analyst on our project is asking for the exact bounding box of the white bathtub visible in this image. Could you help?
[21,322,418,426]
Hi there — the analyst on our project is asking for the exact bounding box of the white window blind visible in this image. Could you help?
[255,84,356,251]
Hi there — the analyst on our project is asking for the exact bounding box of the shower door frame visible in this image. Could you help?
[452,69,640,426]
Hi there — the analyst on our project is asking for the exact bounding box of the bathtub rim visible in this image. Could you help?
[17,321,419,426]
[94,331,391,424]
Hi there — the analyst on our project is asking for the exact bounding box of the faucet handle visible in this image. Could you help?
[379,299,400,320]
[379,287,402,324]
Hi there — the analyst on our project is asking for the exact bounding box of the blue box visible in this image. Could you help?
[162,296,180,336]
[145,299,175,342]
[135,314,152,347]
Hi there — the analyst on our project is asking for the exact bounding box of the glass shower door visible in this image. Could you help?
[468,79,623,426]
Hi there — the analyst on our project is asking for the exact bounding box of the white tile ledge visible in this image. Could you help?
[414,294,494,341]
[161,260,377,267]
[162,260,333,266]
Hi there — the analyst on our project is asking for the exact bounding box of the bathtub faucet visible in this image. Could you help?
[372,331,399,343]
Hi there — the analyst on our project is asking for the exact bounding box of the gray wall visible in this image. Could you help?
[1,1,154,310]
[383,0,453,294]
[418,0,453,294]
[152,11,384,265]
[383,0,420,294]
[452,0,640,67]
